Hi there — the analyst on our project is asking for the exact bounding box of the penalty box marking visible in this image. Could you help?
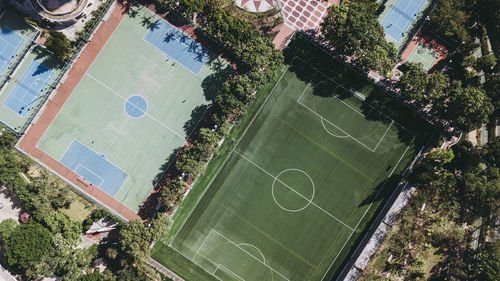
[213,264,245,281]
[296,82,394,152]
[193,229,290,281]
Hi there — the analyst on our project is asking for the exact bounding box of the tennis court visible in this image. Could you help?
[379,0,430,49]
[406,42,440,71]
[0,7,60,133]
[35,5,230,212]
[0,26,24,76]
[3,60,54,117]
[159,56,416,281]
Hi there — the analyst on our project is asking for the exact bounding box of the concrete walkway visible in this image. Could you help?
[146,257,184,281]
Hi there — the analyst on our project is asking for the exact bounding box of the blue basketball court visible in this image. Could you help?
[60,139,128,197]
[3,60,54,117]
[143,18,210,74]
[0,26,25,76]
[382,0,427,42]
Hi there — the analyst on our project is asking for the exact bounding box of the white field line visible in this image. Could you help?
[233,150,354,231]
[212,229,290,281]
[214,264,246,281]
[296,99,376,152]
[292,56,414,138]
[296,79,394,152]
[168,243,223,281]
[321,118,349,138]
[320,142,413,281]
[373,121,394,152]
[75,163,105,186]
[86,73,185,140]
[238,243,266,264]
[168,65,290,246]
[192,229,214,260]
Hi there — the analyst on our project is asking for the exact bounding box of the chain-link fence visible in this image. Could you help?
[17,0,115,135]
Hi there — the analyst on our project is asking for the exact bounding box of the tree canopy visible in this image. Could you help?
[445,81,494,131]
[397,63,429,101]
[321,0,397,74]
[429,0,471,42]
[45,31,72,60]
[6,222,53,271]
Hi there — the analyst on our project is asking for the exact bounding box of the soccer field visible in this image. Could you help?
[165,56,417,281]
[35,5,230,212]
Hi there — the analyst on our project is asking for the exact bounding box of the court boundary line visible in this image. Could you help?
[318,143,412,281]
[58,138,129,194]
[191,229,290,281]
[165,60,414,281]
[295,67,394,152]
[3,60,54,117]
[292,56,414,138]
[320,118,349,138]
[213,264,245,281]
[124,94,148,119]
[75,163,105,186]
[168,65,291,247]
[86,73,185,140]
[141,12,210,76]
[233,149,354,231]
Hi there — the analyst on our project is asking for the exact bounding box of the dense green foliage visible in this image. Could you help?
[155,0,283,209]
[368,137,500,280]
[320,0,397,74]
[429,0,471,42]
[45,31,72,60]
[0,218,18,246]
[444,81,494,131]
[6,223,53,271]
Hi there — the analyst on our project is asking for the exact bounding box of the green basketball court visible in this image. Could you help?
[36,5,230,211]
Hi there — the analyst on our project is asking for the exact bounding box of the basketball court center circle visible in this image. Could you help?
[124,95,148,119]
[271,169,315,212]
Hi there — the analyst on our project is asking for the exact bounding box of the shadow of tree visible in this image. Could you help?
[283,35,435,147]
[138,146,182,219]
[201,65,232,101]
[183,104,208,136]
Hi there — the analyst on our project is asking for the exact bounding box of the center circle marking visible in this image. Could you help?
[124,95,148,119]
[272,169,315,212]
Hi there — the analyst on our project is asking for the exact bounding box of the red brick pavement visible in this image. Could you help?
[17,1,141,221]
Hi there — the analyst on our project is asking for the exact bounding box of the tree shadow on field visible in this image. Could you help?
[138,146,183,219]
[358,174,403,208]
[31,46,64,72]
[183,104,208,136]
[283,35,435,147]
[201,64,232,101]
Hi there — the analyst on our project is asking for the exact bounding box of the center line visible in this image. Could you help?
[233,150,354,231]
[86,73,185,140]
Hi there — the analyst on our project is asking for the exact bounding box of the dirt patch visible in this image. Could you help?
[0,186,22,222]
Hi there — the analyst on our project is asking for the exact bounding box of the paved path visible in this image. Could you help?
[17,1,140,221]
[146,257,184,281]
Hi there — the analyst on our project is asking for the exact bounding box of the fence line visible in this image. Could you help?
[17,0,115,135]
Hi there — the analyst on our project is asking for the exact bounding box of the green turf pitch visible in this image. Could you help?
[167,58,416,281]
[36,5,230,211]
